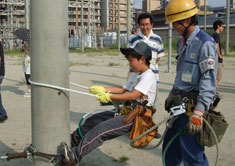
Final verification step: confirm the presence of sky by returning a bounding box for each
[133,0,227,9]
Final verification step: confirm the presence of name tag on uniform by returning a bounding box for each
[182,73,192,83]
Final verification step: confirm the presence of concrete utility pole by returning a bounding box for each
[31,0,70,166]
[225,0,230,55]
[81,0,84,52]
[25,0,30,29]
[168,23,172,73]
[204,0,207,31]
[117,0,120,49]
[127,0,131,42]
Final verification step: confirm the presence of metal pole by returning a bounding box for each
[88,0,91,47]
[204,0,207,31]
[81,0,84,52]
[127,0,131,42]
[149,0,151,13]
[25,0,30,29]
[117,0,120,49]
[225,0,230,55]
[168,23,172,73]
[31,1,70,166]
[9,5,13,50]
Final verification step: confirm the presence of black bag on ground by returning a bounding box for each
[197,110,229,147]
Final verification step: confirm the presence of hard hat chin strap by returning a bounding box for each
[178,19,194,38]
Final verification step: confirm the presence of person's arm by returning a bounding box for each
[110,89,141,101]
[216,43,223,59]
[196,42,217,111]
[105,86,127,94]
[212,33,223,60]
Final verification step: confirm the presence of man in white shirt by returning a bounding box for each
[128,12,165,83]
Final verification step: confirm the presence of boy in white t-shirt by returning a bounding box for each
[63,42,157,166]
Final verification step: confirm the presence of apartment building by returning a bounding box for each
[102,0,133,31]
[68,0,101,37]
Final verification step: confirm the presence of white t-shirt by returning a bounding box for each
[123,69,157,106]
[23,53,30,74]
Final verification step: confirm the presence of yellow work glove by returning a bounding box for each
[96,92,112,103]
[189,109,204,135]
[89,86,106,95]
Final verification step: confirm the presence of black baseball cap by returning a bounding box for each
[120,41,152,59]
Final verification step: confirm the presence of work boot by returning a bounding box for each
[60,142,76,166]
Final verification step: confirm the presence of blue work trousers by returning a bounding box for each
[162,114,208,166]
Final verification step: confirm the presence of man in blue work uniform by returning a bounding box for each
[163,0,218,165]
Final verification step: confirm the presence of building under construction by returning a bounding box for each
[0,0,25,45]
[0,0,134,49]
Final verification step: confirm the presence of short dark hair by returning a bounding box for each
[137,13,153,25]
[213,20,224,31]
[125,50,151,66]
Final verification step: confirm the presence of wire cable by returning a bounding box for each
[29,79,97,97]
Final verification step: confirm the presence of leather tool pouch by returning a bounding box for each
[129,106,157,147]
[123,104,144,124]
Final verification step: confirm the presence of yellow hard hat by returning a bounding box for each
[165,0,199,24]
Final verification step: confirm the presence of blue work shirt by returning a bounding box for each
[172,26,218,111]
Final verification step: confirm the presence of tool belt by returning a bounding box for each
[172,90,229,147]
[124,104,157,147]
[171,89,198,116]
[122,101,154,124]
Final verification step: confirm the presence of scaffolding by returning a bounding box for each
[0,0,25,49]
[0,0,131,49]
[160,0,169,9]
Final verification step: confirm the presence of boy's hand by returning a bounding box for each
[188,109,204,135]
[89,86,106,95]
[96,93,112,103]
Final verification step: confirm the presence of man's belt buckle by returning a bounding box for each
[170,104,186,116]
